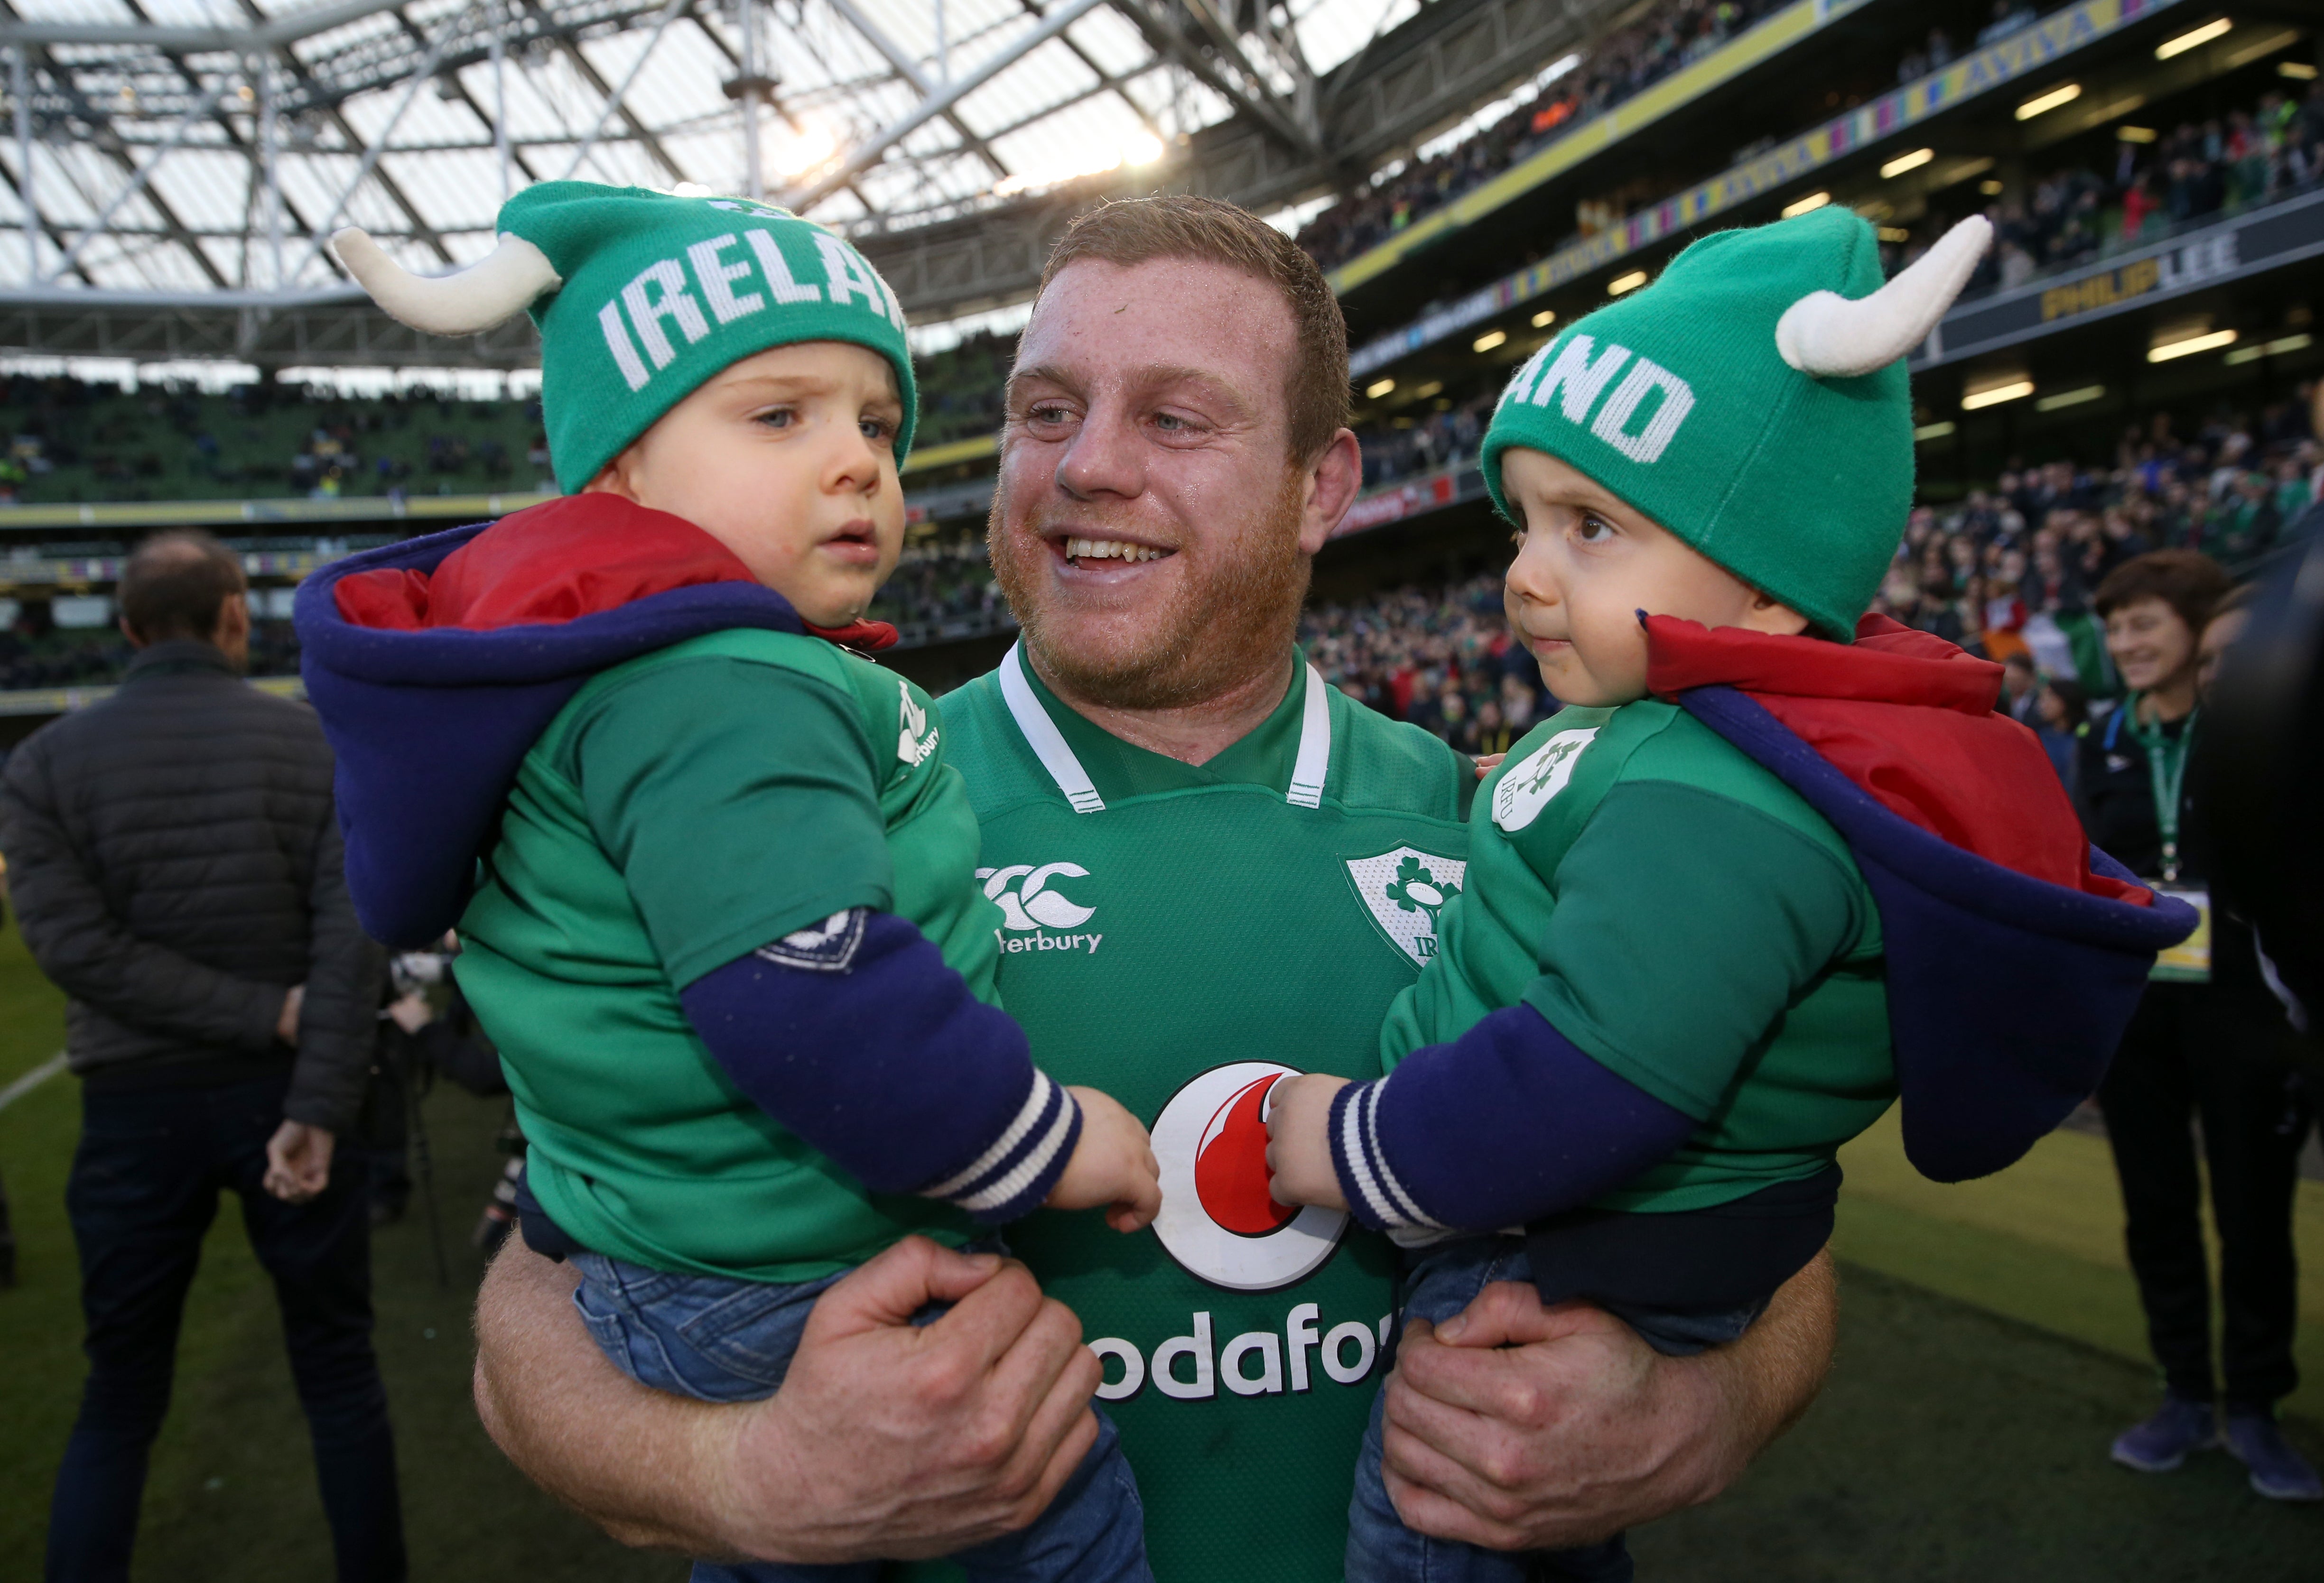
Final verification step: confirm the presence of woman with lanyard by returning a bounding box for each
[2080,551,2320,1501]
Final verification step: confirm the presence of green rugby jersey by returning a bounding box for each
[457,628,998,1281]
[911,644,1472,1583]
[1382,699,1893,1216]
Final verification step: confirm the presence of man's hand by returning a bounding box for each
[1044,1087,1161,1233]
[474,1234,1106,1562]
[262,1120,335,1202]
[1382,1251,1836,1550]
[386,989,434,1035]
[1264,1071,1350,1212]
[275,983,305,1045]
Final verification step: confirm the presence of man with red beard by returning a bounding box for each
[470,196,1837,1575]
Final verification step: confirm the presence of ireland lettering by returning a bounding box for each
[595,216,906,393]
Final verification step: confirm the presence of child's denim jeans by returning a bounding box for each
[1344,1235,1763,1583]
[571,1249,1152,1583]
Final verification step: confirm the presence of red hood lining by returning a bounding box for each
[333,492,898,651]
[1644,613,2147,907]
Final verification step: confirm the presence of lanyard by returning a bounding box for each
[2129,700,2197,882]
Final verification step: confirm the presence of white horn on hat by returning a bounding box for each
[329,228,561,336]
[1774,214,1993,380]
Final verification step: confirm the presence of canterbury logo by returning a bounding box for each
[1498,333,1695,464]
[978,862,1095,932]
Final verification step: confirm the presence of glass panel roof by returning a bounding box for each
[1,0,1425,297]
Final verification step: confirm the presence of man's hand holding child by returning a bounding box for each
[1043,1087,1162,1233]
[1263,1071,1351,1213]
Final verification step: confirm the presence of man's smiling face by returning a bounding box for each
[989,256,1324,710]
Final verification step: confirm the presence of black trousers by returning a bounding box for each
[45,1074,407,1583]
[2097,982,2312,1412]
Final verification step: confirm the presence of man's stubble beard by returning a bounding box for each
[989,469,1313,712]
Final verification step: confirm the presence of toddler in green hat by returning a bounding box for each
[297,182,1160,1582]
[1264,206,2195,1581]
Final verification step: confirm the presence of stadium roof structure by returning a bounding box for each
[0,0,1619,368]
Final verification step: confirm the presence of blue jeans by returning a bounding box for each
[1346,1237,1761,1583]
[47,1076,405,1583]
[571,1250,1151,1583]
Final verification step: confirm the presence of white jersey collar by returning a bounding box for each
[998,643,1332,814]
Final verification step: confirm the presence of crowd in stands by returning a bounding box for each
[1303,388,2322,762]
[1876,393,2319,665]
[1295,0,1793,271]
[1892,79,2324,301]
[866,541,1015,641]
[914,329,1013,450]
[0,375,550,506]
[1357,390,1496,489]
[1303,576,1552,758]
[0,538,1005,693]
[0,617,298,692]
[0,326,1012,511]
[1291,0,2056,275]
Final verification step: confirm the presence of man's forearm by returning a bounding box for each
[472,1233,1106,1566]
[1669,1249,1838,1500]
[473,1240,746,1555]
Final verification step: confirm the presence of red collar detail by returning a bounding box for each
[332,492,897,651]
[1645,613,2002,713]
[1645,611,2144,905]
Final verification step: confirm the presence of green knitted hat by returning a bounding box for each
[1480,206,1989,639]
[333,182,916,493]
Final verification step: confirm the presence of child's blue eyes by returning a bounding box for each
[750,407,895,443]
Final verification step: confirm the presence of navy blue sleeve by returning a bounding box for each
[1327,1004,1696,1235]
[679,909,1082,1224]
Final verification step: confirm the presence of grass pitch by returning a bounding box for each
[1,913,2318,1580]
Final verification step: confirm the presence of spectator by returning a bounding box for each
[2000,650,2040,724]
[2078,553,2320,1502]
[2032,675,2089,799]
[0,531,403,1580]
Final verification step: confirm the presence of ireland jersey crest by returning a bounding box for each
[1344,847,1469,966]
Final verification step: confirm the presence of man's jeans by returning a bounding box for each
[1346,1236,1760,1583]
[572,1249,1151,1583]
[46,1076,406,1583]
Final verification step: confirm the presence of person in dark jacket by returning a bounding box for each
[2080,551,2320,1501]
[0,530,404,1582]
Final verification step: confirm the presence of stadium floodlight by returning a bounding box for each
[1473,329,1507,353]
[2148,328,2238,362]
[2015,83,2082,120]
[2118,125,2159,143]
[1880,148,1934,179]
[1608,270,1647,295]
[1365,378,1395,399]
[1962,379,2034,410]
[1914,421,1956,442]
[1531,309,1556,328]
[2227,334,2316,365]
[2155,19,2231,59]
[1781,191,1831,218]
[2283,62,2319,81]
[2036,385,2105,412]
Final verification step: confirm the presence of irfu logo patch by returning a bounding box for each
[1345,847,1469,966]
[1491,726,1600,833]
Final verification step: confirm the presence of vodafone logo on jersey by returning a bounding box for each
[1150,1061,1348,1293]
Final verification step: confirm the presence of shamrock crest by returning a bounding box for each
[1384,854,1459,927]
